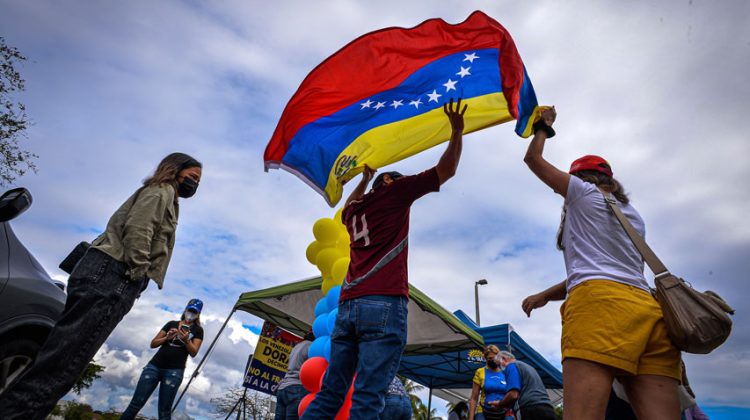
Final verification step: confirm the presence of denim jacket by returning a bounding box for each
[91,183,178,289]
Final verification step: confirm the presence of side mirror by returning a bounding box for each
[0,188,33,222]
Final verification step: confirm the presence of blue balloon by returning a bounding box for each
[314,297,329,317]
[324,339,331,361]
[312,314,329,339]
[326,286,341,310]
[327,307,339,336]
[308,336,329,359]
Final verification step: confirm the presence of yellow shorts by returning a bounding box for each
[561,280,681,380]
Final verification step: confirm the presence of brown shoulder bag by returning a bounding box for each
[599,188,734,354]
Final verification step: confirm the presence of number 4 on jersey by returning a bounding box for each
[351,214,370,246]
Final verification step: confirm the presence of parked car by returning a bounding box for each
[0,188,66,394]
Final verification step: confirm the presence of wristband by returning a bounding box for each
[533,119,556,138]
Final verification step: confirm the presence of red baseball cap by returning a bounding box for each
[569,155,613,177]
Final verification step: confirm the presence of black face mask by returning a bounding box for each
[178,177,199,198]
[486,359,498,369]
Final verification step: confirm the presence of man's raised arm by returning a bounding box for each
[435,98,467,185]
[344,165,376,208]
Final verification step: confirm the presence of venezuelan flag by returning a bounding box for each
[264,11,542,206]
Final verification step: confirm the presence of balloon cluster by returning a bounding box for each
[305,209,351,295]
[298,356,354,419]
[298,209,354,418]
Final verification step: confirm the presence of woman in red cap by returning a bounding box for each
[522,108,681,420]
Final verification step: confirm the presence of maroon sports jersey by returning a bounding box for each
[340,167,440,301]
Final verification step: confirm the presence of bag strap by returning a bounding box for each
[597,187,671,280]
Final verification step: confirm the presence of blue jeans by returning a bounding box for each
[380,394,412,420]
[275,384,308,420]
[0,248,146,420]
[301,295,408,420]
[121,363,184,420]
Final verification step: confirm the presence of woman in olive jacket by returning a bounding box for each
[0,153,202,419]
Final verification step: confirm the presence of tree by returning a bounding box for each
[413,398,440,420]
[71,361,105,395]
[210,387,275,420]
[61,400,93,420]
[398,375,424,417]
[98,408,152,420]
[0,37,37,185]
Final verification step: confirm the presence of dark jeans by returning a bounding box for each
[520,403,556,420]
[0,248,145,420]
[380,393,412,420]
[121,363,184,420]
[275,384,308,420]
[301,295,408,420]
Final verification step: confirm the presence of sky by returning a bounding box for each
[1,0,749,418]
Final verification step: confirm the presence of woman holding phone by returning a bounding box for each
[121,299,205,420]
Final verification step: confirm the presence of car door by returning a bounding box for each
[0,222,11,319]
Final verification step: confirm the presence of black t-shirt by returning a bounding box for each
[149,320,204,369]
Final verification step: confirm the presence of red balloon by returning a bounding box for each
[297,392,316,417]
[300,357,328,393]
[334,396,353,420]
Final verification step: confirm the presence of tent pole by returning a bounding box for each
[427,381,433,418]
[236,386,247,420]
[224,396,242,420]
[173,306,237,412]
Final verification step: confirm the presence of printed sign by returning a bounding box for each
[243,322,302,395]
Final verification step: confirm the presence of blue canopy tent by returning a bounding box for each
[398,310,563,408]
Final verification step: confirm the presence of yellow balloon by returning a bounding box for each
[313,218,340,245]
[305,241,322,265]
[321,277,336,295]
[315,247,343,278]
[331,257,350,284]
[336,238,350,255]
[333,207,344,224]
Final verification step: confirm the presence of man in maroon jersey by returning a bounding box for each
[301,99,467,419]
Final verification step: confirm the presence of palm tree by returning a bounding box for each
[413,398,440,420]
[398,375,424,416]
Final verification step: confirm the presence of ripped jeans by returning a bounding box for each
[121,363,184,420]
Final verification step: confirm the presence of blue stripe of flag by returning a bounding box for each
[515,65,538,136]
[282,48,503,189]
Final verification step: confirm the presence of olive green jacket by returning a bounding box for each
[91,184,179,289]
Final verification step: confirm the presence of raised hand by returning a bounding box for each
[541,106,556,127]
[362,164,376,182]
[443,98,468,133]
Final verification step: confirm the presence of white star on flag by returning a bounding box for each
[360,99,373,109]
[391,100,403,109]
[456,66,471,78]
[409,98,423,108]
[427,90,442,103]
[463,52,479,63]
[443,79,457,92]
[374,101,386,109]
